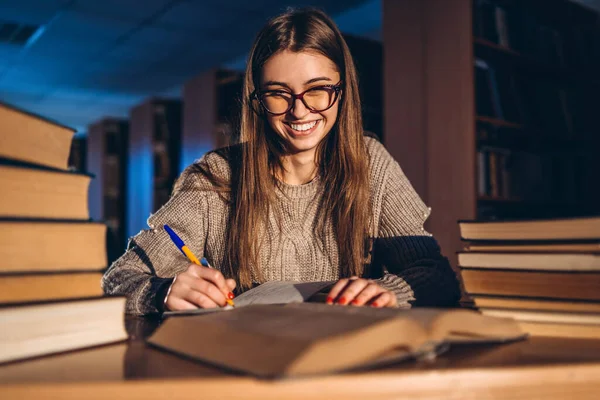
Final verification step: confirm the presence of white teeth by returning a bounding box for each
[290,120,318,131]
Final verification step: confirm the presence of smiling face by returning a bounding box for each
[259,50,341,157]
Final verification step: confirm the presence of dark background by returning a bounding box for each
[1,0,598,265]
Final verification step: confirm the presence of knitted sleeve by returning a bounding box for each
[101,166,210,315]
[371,158,461,309]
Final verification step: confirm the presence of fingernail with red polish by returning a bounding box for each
[371,302,378,307]
[351,300,360,305]
[338,297,347,305]
[228,292,235,300]
[326,297,334,304]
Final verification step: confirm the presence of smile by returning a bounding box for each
[286,119,321,133]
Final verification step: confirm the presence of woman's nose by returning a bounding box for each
[289,97,310,119]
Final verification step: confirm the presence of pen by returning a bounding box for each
[163,224,235,307]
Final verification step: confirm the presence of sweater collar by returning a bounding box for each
[275,175,321,199]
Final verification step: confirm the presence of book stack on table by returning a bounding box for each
[0,102,126,364]
[458,216,600,339]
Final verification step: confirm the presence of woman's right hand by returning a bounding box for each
[163,263,236,311]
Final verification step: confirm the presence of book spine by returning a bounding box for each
[494,6,510,48]
[488,151,498,198]
[487,65,504,120]
[477,150,488,197]
[481,0,499,44]
[500,152,511,199]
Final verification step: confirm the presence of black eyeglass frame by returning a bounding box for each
[251,81,343,116]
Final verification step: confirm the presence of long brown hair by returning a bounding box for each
[194,8,371,289]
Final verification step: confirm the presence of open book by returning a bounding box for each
[163,281,335,316]
[149,303,525,377]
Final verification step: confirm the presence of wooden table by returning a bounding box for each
[1,316,600,399]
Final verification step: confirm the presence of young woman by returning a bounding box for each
[102,8,461,315]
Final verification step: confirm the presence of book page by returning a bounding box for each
[163,281,335,316]
[235,281,335,306]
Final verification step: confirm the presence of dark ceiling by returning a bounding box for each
[0,0,382,132]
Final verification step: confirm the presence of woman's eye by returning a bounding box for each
[306,87,325,94]
[265,91,291,98]
[306,88,331,98]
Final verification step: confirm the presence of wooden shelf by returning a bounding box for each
[476,116,523,129]
[478,196,522,203]
[473,37,520,57]
[473,36,600,88]
[478,196,585,209]
[477,136,592,153]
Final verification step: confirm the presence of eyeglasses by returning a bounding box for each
[252,82,343,116]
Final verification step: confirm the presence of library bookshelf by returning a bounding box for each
[87,118,129,262]
[383,0,599,270]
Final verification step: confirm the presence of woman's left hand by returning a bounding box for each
[326,277,398,308]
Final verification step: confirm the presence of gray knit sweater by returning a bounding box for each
[102,136,460,315]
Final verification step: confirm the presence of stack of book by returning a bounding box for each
[0,102,127,363]
[458,216,600,339]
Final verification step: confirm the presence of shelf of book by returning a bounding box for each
[87,118,129,262]
[383,0,599,272]
[181,69,243,169]
[127,99,182,240]
[474,41,600,90]
[472,0,599,221]
[474,32,600,85]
